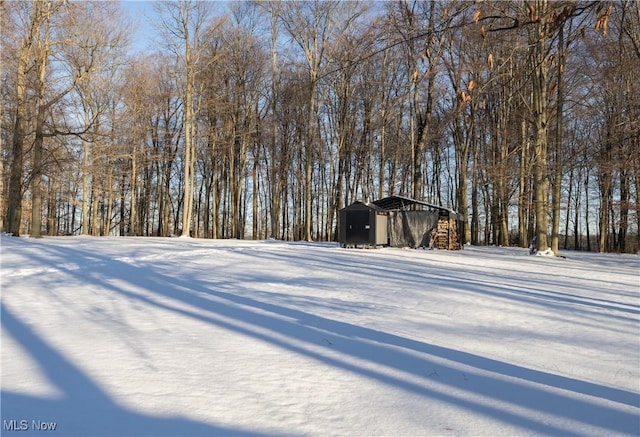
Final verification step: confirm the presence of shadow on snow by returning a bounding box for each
[3,239,639,436]
[1,303,276,437]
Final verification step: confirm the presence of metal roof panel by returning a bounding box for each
[372,195,453,212]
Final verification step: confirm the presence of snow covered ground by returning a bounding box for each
[1,235,639,436]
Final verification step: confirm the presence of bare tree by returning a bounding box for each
[280,0,360,241]
[3,1,127,237]
[156,0,219,237]
[4,0,42,235]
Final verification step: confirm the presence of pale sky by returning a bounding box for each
[121,1,157,53]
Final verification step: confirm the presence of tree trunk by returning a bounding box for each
[460,102,474,245]
[179,2,197,238]
[551,24,565,255]
[304,80,316,241]
[252,156,259,239]
[29,1,56,238]
[532,0,550,253]
[411,0,437,202]
[5,23,32,236]
[564,165,573,250]
[130,141,138,236]
[181,96,194,236]
[269,8,281,240]
[584,168,592,251]
[81,110,91,235]
[470,143,480,245]
[498,134,509,247]
[598,165,612,252]
[518,118,529,247]
[618,164,630,254]
[573,170,582,250]
[46,178,57,236]
[91,168,100,236]
[30,105,47,238]
[106,165,114,236]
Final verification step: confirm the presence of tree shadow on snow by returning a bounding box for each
[7,240,640,436]
[150,278,640,436]
[1,303,278,437]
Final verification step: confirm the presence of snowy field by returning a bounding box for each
[1,235,639,436]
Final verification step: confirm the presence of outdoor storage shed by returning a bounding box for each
[373,196,463,250]
[339,195,463,250]
[339,201,388,247]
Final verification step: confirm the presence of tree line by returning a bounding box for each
[1,0,638,253]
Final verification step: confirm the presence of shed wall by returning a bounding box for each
[388,210,439,248]
[375,213,388,245]
[339,203,386,246]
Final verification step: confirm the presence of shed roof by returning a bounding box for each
[342,200,384,211]
[372,195,453,213]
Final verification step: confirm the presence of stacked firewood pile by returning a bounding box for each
[435,216,462,250]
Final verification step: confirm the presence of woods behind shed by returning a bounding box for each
[339,196,463,250]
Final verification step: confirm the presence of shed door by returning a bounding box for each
[345,210,371,245]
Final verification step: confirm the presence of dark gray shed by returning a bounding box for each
[339,195,463,250]
[339,201,388,247]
